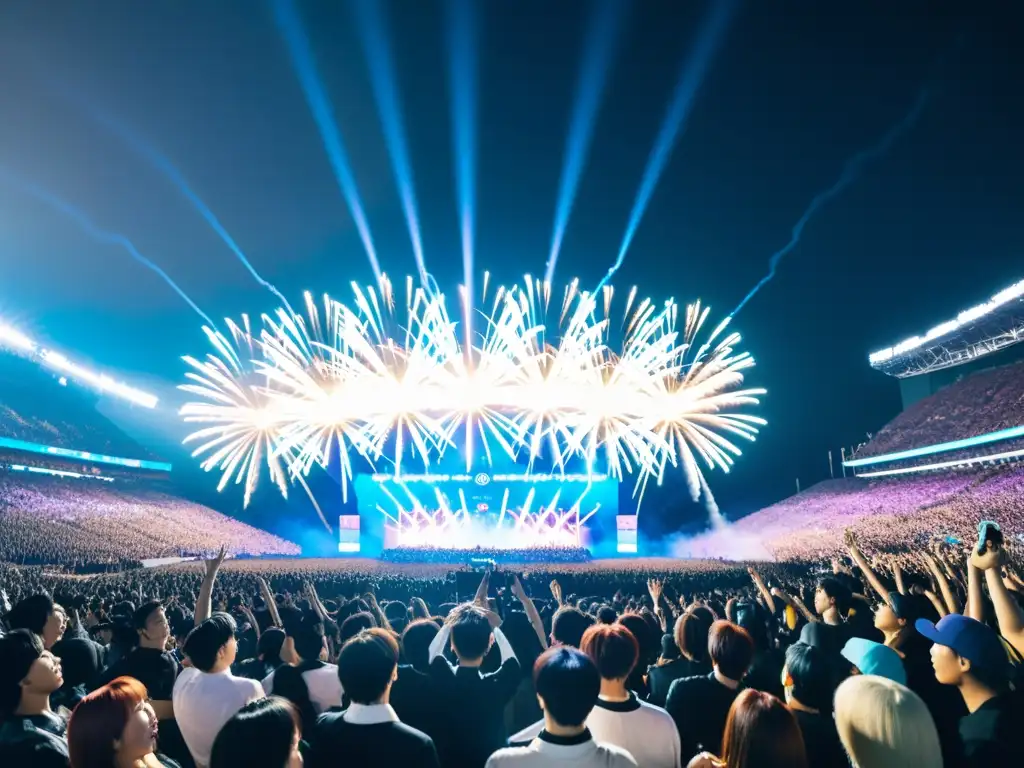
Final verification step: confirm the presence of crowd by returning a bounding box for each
[0,524,1021,767]
[381,547,592,565]
[857,359,1024,459]
[0,355,152,460]
[682,463,1024,561]
[0,470,300,567]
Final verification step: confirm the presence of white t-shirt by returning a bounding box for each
[173,666,265,768]
[487,733,637,768]
[262,663,343,714]
[512,694,681,768]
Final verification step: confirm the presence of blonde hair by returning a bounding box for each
[834,675,942,768]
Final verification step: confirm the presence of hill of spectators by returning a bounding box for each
[681,463,1024,561]
[856,358,1024,458]
[0,469,300,567]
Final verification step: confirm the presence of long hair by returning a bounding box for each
[720,690,808,768]
[834,675,942,768]
[210,697,300,768]
[67,676,149,768]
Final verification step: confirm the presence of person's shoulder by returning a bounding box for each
[666,673,706,697]
[388,720,435,745]
[636,697,675,721]
[598,741,640,767]
[173,665,201,689]
[484,744,535,766]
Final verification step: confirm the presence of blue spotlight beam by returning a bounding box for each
[445,0,477,347]
[596,0,739,292]
[272,0,383,282]
[350,0,428,284]
[729,88,930,318]
[76,105,295,313]
[545,0,626,284]
[0,167,214,326]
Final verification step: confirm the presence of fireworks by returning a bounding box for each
[179,274,766,511]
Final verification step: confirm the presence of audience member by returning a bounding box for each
[209,697,302,768]
[307,628,439,768]
[0,628,69,767]
[67,675,181,767]
[687,689,808,768]
[834,675,942,768]
[487,647,637,767]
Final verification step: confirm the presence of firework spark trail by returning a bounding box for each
[596,0,739,293]
[544,0,626,284]
[729,88,931,318]
[0,167,214,326]
[272,0,383,282]
[350,0,428,284]
[444,0,478,351]
[180,277,766,525]
[80,106,295,312]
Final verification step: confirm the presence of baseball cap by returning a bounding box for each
[915,614,1008,676]
[841,637,907,684]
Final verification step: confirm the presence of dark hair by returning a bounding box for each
[596,605,618,624]
[258,627,287,666]
[449,605,493,661]
[551,607,594,648]
[580,623,639,681]
[183,613,236,672]
[339,611,376,644]
[291,615,326,662]
[5,593,55,635]
[401,619,439,672]
[675,611,713,664]
[534,647,600,727]
[618,614,654,665]
[132,601,163,631]
[721,689,808,768]
[0,629,44,713]
[708,620,754,680]
[210,696,299,768]
[68,677,148,768]
[785,642,837,712]
[816,578,851,617]
[337,628,399,704]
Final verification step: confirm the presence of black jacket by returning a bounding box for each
[306,713,440,768]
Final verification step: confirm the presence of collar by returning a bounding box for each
[538,728,592,746]
[595,692,641,713]
[343,703,400,725]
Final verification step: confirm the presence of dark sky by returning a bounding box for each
[1,1,1022,526]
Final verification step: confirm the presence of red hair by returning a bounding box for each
[68,676,149,768]
[580,623,639,680]
[720,690,808,768]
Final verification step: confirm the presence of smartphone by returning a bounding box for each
[977,521,1003,554]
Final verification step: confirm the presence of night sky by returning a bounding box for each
[1,1,1022,531]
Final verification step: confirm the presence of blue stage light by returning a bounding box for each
[545,0,625,284]
[597,0,739,292]
[350,0,428,284]
[272,0,383,282]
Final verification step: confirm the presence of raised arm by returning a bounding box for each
[258,577,282,628]
[923,551,961,616]
[512,576,548,650]
[975,546,1024,656]
[844,529,890,602]
[771,586,816,624]
[748,567,776,614]
[195,546,227,626]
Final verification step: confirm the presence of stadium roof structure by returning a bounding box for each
[868,278,1024,379]
[0,318,158,408]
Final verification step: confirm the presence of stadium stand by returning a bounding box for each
[1,341,300,568]
[855,358,1024,459]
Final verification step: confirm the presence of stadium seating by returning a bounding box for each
[0,469,300,566]
[856,359,1024,458]
[681,463,1024,561]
